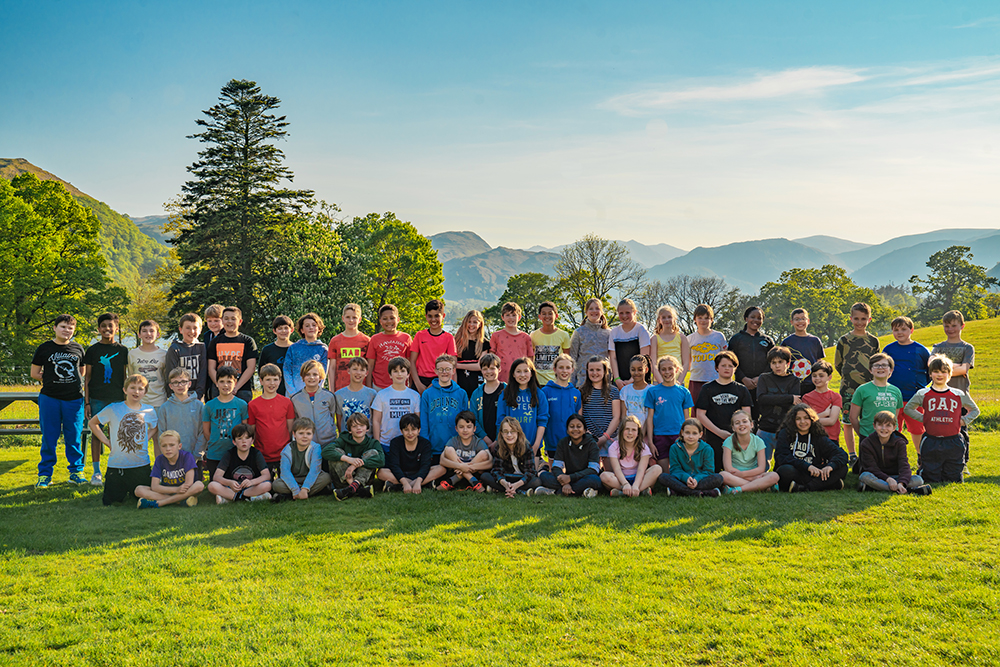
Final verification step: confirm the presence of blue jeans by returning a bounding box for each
[38,394,85,477]
[859,472,925,492]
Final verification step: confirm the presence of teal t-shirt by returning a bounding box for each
[850,382,903,438]
[201,396,249,460]
[722,433,767,472]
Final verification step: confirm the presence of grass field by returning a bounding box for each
[1,432,999,666]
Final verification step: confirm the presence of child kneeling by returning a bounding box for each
[438,410,492,491]
[207,424,272,503]
[536,414,601,497]
[658,418,724,497]
[858,411,931,495]
[135,430,205,508]
[600,415,661,497]
[273,417,332,501]
[324,413,385,500]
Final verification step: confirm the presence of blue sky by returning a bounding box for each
[2,1,999,249]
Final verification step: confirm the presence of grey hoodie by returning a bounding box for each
[156,394,207,456]
[290,388,338,445]
[569,320,611,386]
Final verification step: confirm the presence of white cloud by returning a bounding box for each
[952,16,1000,29]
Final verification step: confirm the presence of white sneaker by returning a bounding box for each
[250,492,271,502]
[582,487,598,498]
[90,472,103,486]
[216,495,228,505]
[185,496,198,507]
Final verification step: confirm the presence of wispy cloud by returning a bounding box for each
[896,61,1000,86]
[953,16,1000,29]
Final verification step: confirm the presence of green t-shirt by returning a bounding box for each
[850,381,903,437]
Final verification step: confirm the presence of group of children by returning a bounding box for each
[29,296,979,505]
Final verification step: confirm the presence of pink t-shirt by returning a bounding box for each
[366,332,412,389]
[326,332,371,392]
[802,390,843,442]
[489,330,534,382]
[412,329,457,377]
[608,440,653,477]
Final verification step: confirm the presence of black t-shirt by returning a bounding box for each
[258,342,291,396]
[82,341,129,403]
[481,383,503,442]
[32,340,86,401]
[207,333,259,379]
[456,340,490,398]
[694,380,754,446]
[218,446,268,482]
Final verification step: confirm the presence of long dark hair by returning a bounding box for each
[780,404,827,441]
[503,357,540,408]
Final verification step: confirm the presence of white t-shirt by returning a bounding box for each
[128,347,167,407]
[371,386,421,446]
[686,331,728,383]
[96,402,158,469]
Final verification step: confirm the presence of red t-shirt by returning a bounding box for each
[412,329,457,377]
[802,390,843,442]
[326,332,371,392]
[489,330,534,382]
[366,332,412,389]
[247,394,295,462]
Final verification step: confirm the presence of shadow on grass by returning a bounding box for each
[0,459,27,477]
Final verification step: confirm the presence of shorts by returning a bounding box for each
[429,453,441,467]
[206,458,221,482]
[652,434,679,460]
[688,381,706,405]
[419,376,437,389]
[103,465,152,505]
[900,411,925,437]
[624,474,637,484]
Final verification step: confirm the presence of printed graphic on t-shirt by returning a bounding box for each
[117,413,148,454]
[212,406,242,440]
[709,392,740,406]
[99,351,122,383]
[388,397,415,420]
[534,345,561,373]
[160,464,188,486]
[231,463,255,483]
[51,353,81,384]
[179,354,201,379]
[215,343,245,369]
[340,397,372,422]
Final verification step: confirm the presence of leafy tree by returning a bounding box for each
[639,275,749,336]
[484,273,569,333]
[873,283,919,312]
[759,265,897,346]
[909,246,998,322]
[555,234,646,326]
[119,264,177,344]
[0,174,127,375]
[169,79,315,340]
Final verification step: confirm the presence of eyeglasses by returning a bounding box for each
[871,364,891,369]
[169,379,191,386]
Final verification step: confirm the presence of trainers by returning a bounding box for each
[836,479,844,490]
[385,482,403,493]
[185,496,199,507]
[771,484,779,492]
[610,488,622,497]
[249,492,271,502]
[724,486,742,495]
[334,486,353,501]
[582,487,598,498]
[640,488,652,496]
[68,473,88,485]
[703,488,722,498]
[437,479,453,491]
[137,498,159,509]
[471,482,485,493]
[787,481,799,493]
[849,453,860,474]
[90,472,103,486]
[962,464,971,477]
[216,495,229,505]
[913,484,933,496]
[35,475,51,489]
[357,486,374,499]
[532,487,555,496]
[664,487,672,496]
[271,493,291,504]
[857,480,867,493]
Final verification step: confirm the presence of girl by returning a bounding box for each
[535,414,601,497]
[496,357,549,461]
[651,306,691,386]
[774,404,849,492]
[644,355,693,470]
[454,310,490,399]
[540,354,582,467]
[619,354,651,435]
[580,356,621,459]
[720,410,779,493]
[607,299,651,389]
[726,306,774,419]
[482,416,539,496]
[658,418,723,497]
[569,298,611,387]
[601,415,661,496]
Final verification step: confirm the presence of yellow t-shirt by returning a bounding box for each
[652,333,682,364]
[530,328,572,385]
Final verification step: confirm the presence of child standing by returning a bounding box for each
[541,356,582,466]
[801,361,843,445]
[471,353,505,449]
[438,410,492,491]
[419,354,470,466]
[83,312,128,485]
[694,350,754,472]
[378,413,444,492]
[454,309,490,398]
[371,357,422,454]
[883,316,930,449]
[155,368,207,462]
[727,306,774,417]
[248,364,296,474]
[857,411,931,495]
[334,357,378,431]
[272,417,331,500]
[720,410,779,494]
[258,316,293,397]
[365,304,412,390]
[780,308,825,394]
[931,310,976,469]
[206,306,258,403]
[600,415,661,496]
[580,356,621,459]
[288,361,338,446]
[201,366,249,482]
[326,303,371,393]
[904,355,979,483]
[834,301,880,467]
[88,374,159,505]
[686,304,728,405]
[618,355,651,432]
[607,299,651,390]
[135,430,204,508]
[30,314,87,488]
[849,352,904,444]
[410,299,457,394]
[530,301,571,386]
[755,346,802,464]
[128,319,166,408]
[496,357,549,461]
[482,416,539,496]
[645,356,694,471]
[774,405,848,492]
[325,413,384,499]
[164,313,208,399]
[207,423,272,503]
[659,419,723,497]
[283,313,328,396]
[651,306,690,386]
[535,413,601,497]
[569,297,611,387]
[490,302,534,383]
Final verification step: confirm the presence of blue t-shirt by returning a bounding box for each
[96,402,158,469]
[883,341,931,401]
[202,396,249,460]
[643,384,693,436]
[151,450,198,487]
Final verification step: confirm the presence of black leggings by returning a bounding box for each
[539,471,601,494]
[480,471,539,493]
[658,472,723,496]
[776,464,847,492]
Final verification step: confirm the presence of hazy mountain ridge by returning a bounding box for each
[442,247,560,302]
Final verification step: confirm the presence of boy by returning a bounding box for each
[377,413,445,492]
[857,411,931,495]
[206,306,258,403]
[135,430,204,508]
[335,357,378,431]
[755,346,801,462]
[248,364,296,474]
[438,410,492,491]
[849,352,903,443]
[207,423,272,503]
[904,355,979,483]
[471,353,506,450]
[155,368,207,463]
[201,304,224,347]
[258,315,293,397]
[164,313,208,399]
[288,360,338,446]
[365,304,412,390]
[83,312,129,485]
[530,301,571,386]
[201,365,249,482]
[694,350,754,472]
[88,374,159,505]
[883,316,930,447]
[834,302,880,465]
[284,312,328,396]
[931,310,976,468]
[419,354,470,468]
[541,354,581,463]
[802,360,843,444]
[327,303,370,392]
[780,308,825,394]
[127,319,167,408]
[30,314,87,488]
[324,413,385,500]
[686,304,728,405]
[410,299,457,393]
[273,417,331,501]
[371,357,421,454]
[489,302,534,383]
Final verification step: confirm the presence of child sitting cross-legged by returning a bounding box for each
[272,417,332,502]
[438,410,492,491]
[658,418,724,497]
[857,411,932,495]
[774,404,848,493]
[378,413,444,493]
[207,424,272,503]
[482,416,540,497]
[720,410,780,494]
[324,413,385,500]
[534,414,601,497]
[135,430,205,508]
[600,415,662,497]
